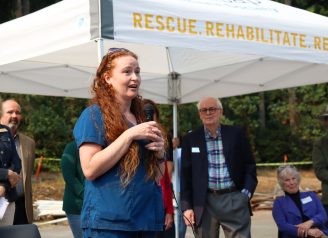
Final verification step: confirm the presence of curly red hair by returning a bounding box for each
[90,49,158,186]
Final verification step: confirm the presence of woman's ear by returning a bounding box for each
[104,74,111,85]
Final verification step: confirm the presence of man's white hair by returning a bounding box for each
[197,97,223,110]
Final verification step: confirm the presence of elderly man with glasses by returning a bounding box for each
[313,106,328,218]
[180,96,257,238]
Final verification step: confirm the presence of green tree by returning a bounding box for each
[27,104,69,157]
[0,93,87,157]
[0,0,62,24]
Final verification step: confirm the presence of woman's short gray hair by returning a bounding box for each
[276,164,301,187]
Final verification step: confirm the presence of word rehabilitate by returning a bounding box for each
[133,12,328,51]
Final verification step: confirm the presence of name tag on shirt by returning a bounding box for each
[0,128,8,133]
[192,147,200,153]
[301,196,312,204]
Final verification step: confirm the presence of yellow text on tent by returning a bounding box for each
[132,12,328,52]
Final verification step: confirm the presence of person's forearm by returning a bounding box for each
[80,130,133,180]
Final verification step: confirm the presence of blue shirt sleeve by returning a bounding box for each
[307,192,328,227]
[272,197,298,237]
[73,105,107,148]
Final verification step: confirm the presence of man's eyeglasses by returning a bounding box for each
[199,107,221,114]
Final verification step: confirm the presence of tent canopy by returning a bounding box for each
[0,0,328,104]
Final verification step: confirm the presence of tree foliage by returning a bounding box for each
[0,93,87,157]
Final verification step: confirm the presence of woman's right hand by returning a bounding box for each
[128,121,162,142]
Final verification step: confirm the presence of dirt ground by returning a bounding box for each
[32,168,322,201]
[255,168,321,194]
[32,172,65,201]
[33,169,321,237]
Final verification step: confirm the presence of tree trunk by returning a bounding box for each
[14,0,30,18]
[14,0,23,17]
[22,0,30,15]
[284,0,298,130]
[288,88,298,129]
[259,92,266,128]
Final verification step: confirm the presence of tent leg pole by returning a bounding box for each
[173,102,180,238]
[97,38,105,63]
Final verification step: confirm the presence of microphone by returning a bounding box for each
[144,104,154,121]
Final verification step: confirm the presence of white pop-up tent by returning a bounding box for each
[1,1,328,235]
[1,0,328,104]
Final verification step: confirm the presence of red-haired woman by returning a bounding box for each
[74,48,165,238]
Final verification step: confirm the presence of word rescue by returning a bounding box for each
[133,13,328,51]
